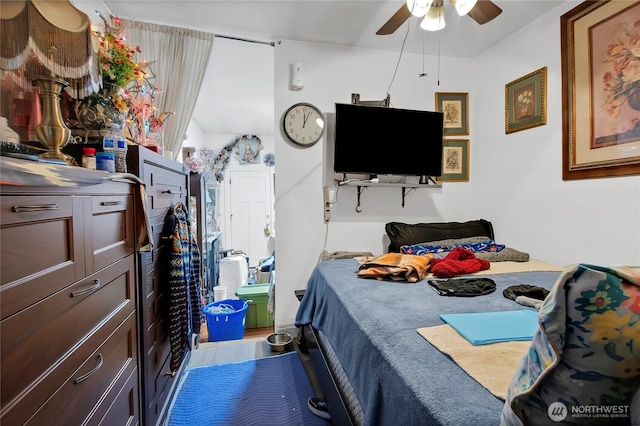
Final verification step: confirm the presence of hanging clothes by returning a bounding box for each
[161,201,202,373]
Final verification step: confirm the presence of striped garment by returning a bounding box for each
[162,202,203,373]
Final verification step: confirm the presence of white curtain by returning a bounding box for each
[121,19,214,158]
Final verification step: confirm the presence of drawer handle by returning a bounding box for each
[70,280,101,298]
[12,204,59,212]
[162,190,184,195]
[100,201,124,206]
[74,353,103,384]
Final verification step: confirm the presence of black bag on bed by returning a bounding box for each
[427,278,496,297]
[385,219,495,253]
[503,284,550,301]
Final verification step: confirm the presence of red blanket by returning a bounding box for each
[430,247,490,278]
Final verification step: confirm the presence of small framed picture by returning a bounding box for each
[435,92,469,136]
[505,67,547,134]
[440,139,469,182]
[234,134,263,165]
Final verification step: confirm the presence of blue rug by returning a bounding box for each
[167,351,328,425]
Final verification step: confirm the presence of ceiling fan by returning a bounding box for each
[377,0,502,34]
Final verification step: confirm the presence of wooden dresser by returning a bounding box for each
[127,146,191,426]
[1,179,139,425]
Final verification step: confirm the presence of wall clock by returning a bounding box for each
[282,103,325,147]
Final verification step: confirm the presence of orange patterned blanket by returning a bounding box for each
[357,253,435,283]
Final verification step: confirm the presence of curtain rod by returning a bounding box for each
[215,34,275,47]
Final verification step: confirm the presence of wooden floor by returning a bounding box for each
[199,320,273,343]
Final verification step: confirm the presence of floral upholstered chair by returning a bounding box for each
[501,264,640,425]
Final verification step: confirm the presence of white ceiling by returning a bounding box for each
[91,0,565,135]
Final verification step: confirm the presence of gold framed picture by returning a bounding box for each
[440,139,469,182]
[435,92,469,136]
[561,0,640,180]
[505,67,547,134]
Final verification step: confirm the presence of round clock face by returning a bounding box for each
[283,103,325,147]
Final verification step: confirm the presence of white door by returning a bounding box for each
[229,170,272,267]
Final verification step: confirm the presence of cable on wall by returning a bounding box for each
[419,30,427,78]
[437,29,441,85]
[385,14,412,98]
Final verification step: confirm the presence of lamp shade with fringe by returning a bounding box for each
[0,0,99,100]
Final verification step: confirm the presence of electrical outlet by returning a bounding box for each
[323,186,331,222]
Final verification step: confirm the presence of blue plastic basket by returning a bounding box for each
[204,299,251,342]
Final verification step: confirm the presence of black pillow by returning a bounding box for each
[385,219,495,253]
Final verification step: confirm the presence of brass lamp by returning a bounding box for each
[0,0,99,162]
[33,74,73,161]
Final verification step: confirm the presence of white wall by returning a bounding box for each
[273,3,640,331]
[453,1,639,267]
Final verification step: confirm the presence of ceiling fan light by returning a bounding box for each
[450,0,478,16]
[406,0,432,17]
[420,6,446,31]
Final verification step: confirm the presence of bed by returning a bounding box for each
[294,220,640,425]
[295,219,562,425]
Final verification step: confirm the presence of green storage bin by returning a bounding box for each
[235,284,273,328]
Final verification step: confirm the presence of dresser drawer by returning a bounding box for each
[91,367,140,426]
[145,345,175,426]
[21,313,138,426]
[86,194,135,273]
[143,163,188,219]
[0,195,83,319]
[1,255,136,415]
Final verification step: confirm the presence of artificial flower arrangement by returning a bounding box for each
[183,154,204,174]
[185,140,236,182]
[98,17,142,89]
[201,142,235,182]
[82,13,173,146]
[183,135,266,181]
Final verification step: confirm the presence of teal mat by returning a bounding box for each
[168,351,327,425]
[440,309,539,345]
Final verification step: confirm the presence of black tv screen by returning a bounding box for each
[333,103,444,177]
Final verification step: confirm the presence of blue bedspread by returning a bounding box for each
[295,259,562,426]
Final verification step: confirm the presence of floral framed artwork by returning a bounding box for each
[435,92,469,135]
[505,67,547,134]
[561,0,640,180]
[439,139,469,182]
[234,134,263,165]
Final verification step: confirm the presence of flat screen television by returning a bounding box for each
[333,103,444,178]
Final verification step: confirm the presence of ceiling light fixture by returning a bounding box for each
[420,4,446,31]
[450,0,478,16]
[406,0,432,17]
[406,0,478,31]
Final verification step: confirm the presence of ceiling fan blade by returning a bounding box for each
[467,0,502,25]
[376,4,412,35]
